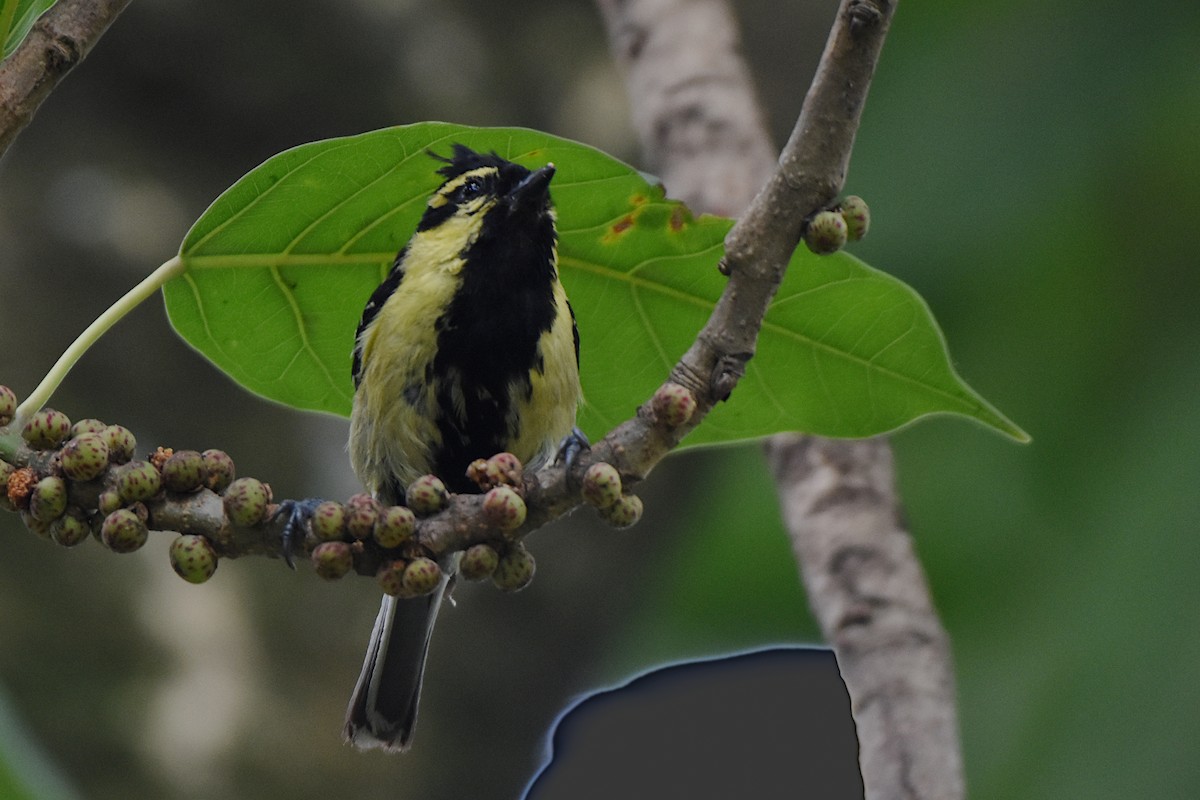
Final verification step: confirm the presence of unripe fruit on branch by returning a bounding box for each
[115,461,162,504]
[102,508,148,553]
[600,493,644,529]
[493,543,536,592]
[839,195,870,241]
[345,493,382,540]
[310,501,347,542]
[377,560,410,597]
[0,461,14,512]
[468,452,524,490]
[22,409,71,449]
[161,450,207,493]
[402,557,442,596]
[201,449,235,492]
[651,383,697,428]
[0,386,16,426]
[406,475,449,516]
[96,488,122,516]
[21,511,51,540]
[50,508,90,547]
[581,462,622,509]
[374,505,416,549]
[460,543,500,581]
[61,433,110,481]
[223,477,269,527]
[804,210,848,255]
[169,534,219,583]
[311,541,354,580]
[70,418,107,437]
[103,425,137,464]
[483,485,526,531]
[29,475,68,522]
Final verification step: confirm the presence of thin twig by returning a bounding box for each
[597,1,966,798]
[0,0,133,159]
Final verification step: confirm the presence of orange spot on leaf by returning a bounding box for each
[603,214,636,244]
[669,206,688,233]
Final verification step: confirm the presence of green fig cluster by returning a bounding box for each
[803,196,871,255]
[375,555,444,598]
[0,406,243,590]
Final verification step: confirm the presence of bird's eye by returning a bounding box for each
[458,179,482,200]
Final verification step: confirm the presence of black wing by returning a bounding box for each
[352,246,409,388]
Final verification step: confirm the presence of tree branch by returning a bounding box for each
[597,1,966,798]
[0,0,132,159]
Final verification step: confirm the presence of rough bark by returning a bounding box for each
[0,0,132,159]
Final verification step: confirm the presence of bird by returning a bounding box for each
[343,143,582,751]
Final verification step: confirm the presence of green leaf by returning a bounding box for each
[165,122,1026,443]
[0,0,55,61]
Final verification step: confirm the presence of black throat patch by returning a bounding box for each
[429,198,558,491]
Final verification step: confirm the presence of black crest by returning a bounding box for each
[428,144,518,181]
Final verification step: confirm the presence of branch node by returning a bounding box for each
[847,0,885,36]
[711,352,750,402]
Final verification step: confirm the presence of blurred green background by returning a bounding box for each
[1,0,1196,798]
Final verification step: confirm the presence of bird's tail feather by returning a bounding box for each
[343,575,449,751]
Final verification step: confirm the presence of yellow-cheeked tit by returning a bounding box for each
[343,145,582,751]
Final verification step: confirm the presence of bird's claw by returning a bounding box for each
[271,497,325,570]
[555,426,590,470]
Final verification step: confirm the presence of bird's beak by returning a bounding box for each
[509,163,556,207]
